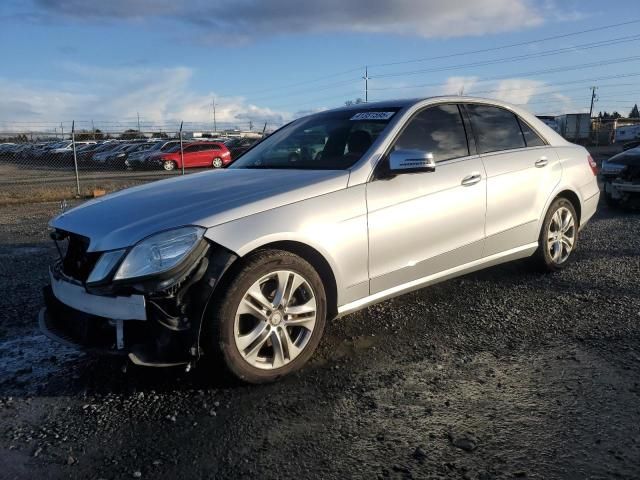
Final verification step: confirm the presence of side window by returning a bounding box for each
[185,145,199,152]
[518,118,546,147]
[466,104,526,154]
[393,104,469,162]
[209,144,221,150]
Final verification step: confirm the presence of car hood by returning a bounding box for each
[50,169,349,252]
[607,147,640,166]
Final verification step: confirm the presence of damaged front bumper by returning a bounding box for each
[39,241,237,367]
[610,181,640,194]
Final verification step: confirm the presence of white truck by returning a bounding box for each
[554,113,591,143]
[614,124,640,143]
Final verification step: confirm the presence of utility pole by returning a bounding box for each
[179,121,185,176]
[212,98,217,134]
[589,86,598,118]
[362,66,369,103]
[60,122,64,140]
[91,119,96,140]
[71,120,80,197]
[137,112,141,137]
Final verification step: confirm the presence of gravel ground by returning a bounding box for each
[1,195,639,480]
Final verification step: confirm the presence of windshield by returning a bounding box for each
[230,108,399,170]
[165,144,184,153]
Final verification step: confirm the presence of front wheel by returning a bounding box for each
[212,157,223,168]
[533,197,578,272]
[206,250,326,383]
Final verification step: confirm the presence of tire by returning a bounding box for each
[163,160,176,171]
[533,197,578,272]
[212,157,223,168]
[205,249,327,384]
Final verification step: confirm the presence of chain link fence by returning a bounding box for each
[0,121,265,205]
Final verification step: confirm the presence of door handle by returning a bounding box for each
[461,173,482,186]
[535,156,548,168]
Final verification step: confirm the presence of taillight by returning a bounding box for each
[587,154,598,176]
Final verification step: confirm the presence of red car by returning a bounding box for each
[154,142,232,171]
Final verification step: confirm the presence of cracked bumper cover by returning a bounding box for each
[39,244,238,366]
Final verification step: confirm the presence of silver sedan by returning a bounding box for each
[41,96,600,383]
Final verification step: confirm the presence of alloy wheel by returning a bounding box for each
[163,160,175,171]
[234,270,317,370]
[212,157,223,168]
[547,206,576,264]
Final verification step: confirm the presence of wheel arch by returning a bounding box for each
[245,240,339,320]
[554,189,582,224]
[538,186,583,235]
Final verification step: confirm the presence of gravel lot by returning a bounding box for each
[1,192,639,479]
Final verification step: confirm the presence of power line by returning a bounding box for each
[220,66,364,98]
[247,77,361,103]
[369,34,640,79]
[467,74,640,97]
[368,18,640,68]
[369,56,640,93]
[235,20,640,105]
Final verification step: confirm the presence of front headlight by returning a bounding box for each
[87,249,126,284]
[113,226,205,281]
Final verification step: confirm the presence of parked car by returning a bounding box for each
[48,141,96,166]
[107,142,158,169]
[223,137,259,160]
[92,143,131,167]
[40,97,599,384]
[259,133,326,164]
[153,142,231,170]
[600,146,640,208]
[125,140,180,169]
[623,139,640,151]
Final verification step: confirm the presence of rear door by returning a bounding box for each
[464,103,562,256]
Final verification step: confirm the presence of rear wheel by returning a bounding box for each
[206,250,326,383]
[212,157,223,168]
[533,197,578,272]
[163,160,176,171]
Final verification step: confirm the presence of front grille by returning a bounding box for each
[59,232,100,282]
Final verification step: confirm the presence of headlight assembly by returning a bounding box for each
[113,226,205,281]
[87,249,126,284]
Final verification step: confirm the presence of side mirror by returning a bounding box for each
[389,149,436,174]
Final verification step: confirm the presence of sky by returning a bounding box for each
[1,0,640,133]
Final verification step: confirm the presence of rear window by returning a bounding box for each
[518,119,546,147]
[466,104,526,154]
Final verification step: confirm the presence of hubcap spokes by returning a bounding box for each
[234,270,316,370]
[547,207,575,264]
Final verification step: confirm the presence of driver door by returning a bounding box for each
[366,103,487,294]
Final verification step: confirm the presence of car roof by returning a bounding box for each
[326,95,534,113]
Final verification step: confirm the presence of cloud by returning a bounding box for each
[33,0,546,42]
[0,64,292,132]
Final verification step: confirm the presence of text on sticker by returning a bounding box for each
[350,112,395,121]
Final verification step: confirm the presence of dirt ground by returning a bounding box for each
[0,195,639,479]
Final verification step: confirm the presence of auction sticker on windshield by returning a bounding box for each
[350,112,395,121]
